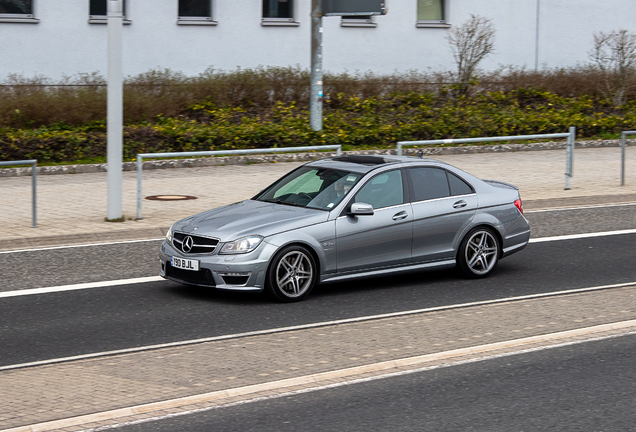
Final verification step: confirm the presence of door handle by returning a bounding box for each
[453,200,467,209]
[392,211,408,221]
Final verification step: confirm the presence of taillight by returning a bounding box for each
[514,198,524,214]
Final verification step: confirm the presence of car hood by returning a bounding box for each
[174,200,329,241]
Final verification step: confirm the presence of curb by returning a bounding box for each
[1,139,634,178]
[4,319,636,432]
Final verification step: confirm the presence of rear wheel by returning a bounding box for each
[266,245,317,302]
[458,227,499,278]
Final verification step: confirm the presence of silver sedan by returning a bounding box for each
[159,155,530,302]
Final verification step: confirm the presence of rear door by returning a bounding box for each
[335,169,413,273]
[407,167,477,263]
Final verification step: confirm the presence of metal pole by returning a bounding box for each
[107,0,123,220]
[310,0,323,131]
[137,155,143,219]
[565,126,575,190]
[31,160,37,227]
[621,131,626,186]
[534,0,540,71]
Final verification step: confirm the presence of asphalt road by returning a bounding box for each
[1,235,635,367]
[116,333,636,432]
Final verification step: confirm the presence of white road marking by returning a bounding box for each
[0,238,164,255]
[529,228,636,243]
[0,276,164,299]
[1,280,634,372]
[526,202,636,213]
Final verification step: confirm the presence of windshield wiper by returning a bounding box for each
[261,199,304,207]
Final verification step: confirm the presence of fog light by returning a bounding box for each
[218,272,251,285]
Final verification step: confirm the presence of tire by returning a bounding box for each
[457,227,500,278]
[266,245,318,302]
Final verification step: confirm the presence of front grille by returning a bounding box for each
[173,232,220,254]
[166,265,216,286]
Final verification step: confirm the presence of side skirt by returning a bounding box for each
[320,259,456,284]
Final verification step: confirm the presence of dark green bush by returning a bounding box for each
[3,88,636,163]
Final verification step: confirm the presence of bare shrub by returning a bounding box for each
[446,14,496,95]
[588,29,636,107]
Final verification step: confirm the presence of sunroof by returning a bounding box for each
[331,155,395,165]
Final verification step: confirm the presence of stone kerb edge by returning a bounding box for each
[1,139,633,178]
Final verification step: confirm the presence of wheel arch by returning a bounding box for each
[456,222,504,260]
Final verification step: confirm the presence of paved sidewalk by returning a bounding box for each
[1,285,635,431]
[1,146,635,251]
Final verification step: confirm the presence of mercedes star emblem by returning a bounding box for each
[182,236,194,253]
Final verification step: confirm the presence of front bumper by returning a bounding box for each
[159,240,277,292]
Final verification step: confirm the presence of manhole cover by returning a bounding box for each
[145,195,198,201]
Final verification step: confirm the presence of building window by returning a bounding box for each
[89,0,131,24]
[341,15,376,28]
[262,0,298,26]
[178,0,216,25]
[0,0,38,23]
[416,0,450,28]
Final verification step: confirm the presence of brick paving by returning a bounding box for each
[1,147,635,250]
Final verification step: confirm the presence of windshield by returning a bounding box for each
[254,167,362,211]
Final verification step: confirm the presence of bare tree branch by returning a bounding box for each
[588,29,636,107]
[446,14,496,95]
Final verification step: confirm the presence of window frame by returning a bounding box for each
[0,0,38,23]
[178,0,216,26]
[261,0,299,27]
[416,0,450,29]
[88,0,132,24]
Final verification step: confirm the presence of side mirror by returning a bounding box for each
[349,202,374,216]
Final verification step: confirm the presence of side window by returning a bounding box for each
[355,170,404,209]
[178,0,216,25]
[408,167,450,201]
[448,171,473,196]
[0,0,38,23]
[262,0,298,26]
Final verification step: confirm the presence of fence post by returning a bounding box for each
[565,126,576,190]
[621,131,626,187]
[32,160,37,227]
[137,155,143,220]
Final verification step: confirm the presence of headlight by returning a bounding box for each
[165,223,175,243]
[220,235,264,254]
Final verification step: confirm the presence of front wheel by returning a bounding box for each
[457,227,500,278]
[266,245,317,302]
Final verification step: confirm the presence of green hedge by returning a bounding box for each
[2,88,636,163]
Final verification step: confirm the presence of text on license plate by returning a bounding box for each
[171,257,200,271]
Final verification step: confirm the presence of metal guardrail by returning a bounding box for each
[136,145,342,220]
[0,159,37,227]
[397,128,577,190]
[621,131,635,186]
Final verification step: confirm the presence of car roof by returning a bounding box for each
[306,155,447,174]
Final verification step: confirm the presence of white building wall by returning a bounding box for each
[1,0,636,79]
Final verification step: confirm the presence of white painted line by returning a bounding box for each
[7,321,636,432]
[526,202,636,213]
[0,277,164,299]
[529,228,636,243]
[0,238,164,255]
[1,280,635,372]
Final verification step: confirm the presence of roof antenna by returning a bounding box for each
[418,150,424,159]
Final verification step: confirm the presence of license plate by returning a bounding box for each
[171,257,199,271]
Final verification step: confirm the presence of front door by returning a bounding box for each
[335,169,413,273]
